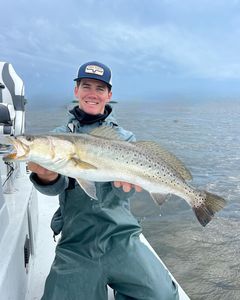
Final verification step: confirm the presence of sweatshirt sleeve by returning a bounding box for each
[114,126,136,142]
[30,173,69,196]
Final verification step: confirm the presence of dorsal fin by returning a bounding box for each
[90,126,120,140]
[134,141,192,181]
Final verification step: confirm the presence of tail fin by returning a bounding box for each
[193,191,227,227]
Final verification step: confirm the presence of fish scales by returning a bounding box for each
[66,135,216,209]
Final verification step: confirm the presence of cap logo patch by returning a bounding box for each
[85,65,104,76]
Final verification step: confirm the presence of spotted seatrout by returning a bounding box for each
[3,127,226,226]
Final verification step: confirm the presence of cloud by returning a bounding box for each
[1,0,240,104]
[72,20,240,79]
[2,0,240,80]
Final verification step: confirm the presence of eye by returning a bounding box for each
[82,84,90,89]
[97,86,105,92]
[25,136,34,142]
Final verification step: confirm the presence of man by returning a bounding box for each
[29,61,179,300]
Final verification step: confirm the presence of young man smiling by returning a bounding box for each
[75,78,112,115]
[29,61,179,300]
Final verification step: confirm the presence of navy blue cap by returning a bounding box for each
[74,61,112,88]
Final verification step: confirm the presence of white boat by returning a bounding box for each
[0,62,190,300]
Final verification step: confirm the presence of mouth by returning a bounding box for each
[85,100,99,105]
[3,152,18,160]
[2,144,18,161]
[2,137,30,161]
[0,141,17,161]
[0,144,14,154]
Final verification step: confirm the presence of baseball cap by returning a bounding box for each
[74,61,112,88]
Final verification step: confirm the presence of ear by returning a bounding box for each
[106,91,112,103]
[74,85,79,97]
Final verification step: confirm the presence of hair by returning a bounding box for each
[76,80,112,92]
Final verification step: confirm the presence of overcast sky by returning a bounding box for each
[1,0,240,107]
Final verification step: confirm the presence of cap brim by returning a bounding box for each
[73,76,112,88]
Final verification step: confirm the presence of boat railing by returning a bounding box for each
[0,62,37,300]
[0,61,27,193]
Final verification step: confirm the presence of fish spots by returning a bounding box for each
[194,198,204,208]
[195,195,205,208]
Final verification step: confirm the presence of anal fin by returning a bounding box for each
[150,193,170,206]
[76,178,98,200]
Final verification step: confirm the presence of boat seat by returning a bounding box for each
[0,103,15,135]
[0,62,26,137]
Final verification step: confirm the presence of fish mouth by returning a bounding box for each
[2,137,30,161]
[0,144,14,154]
[3,152,18,160]
[0,140,17,161]
[2,146,19,161]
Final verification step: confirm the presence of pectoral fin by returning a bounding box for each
[150,193,170,206]
[76,178,98,200]
[70,157,97,170]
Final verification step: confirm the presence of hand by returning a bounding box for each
[28,162,59,184]
[113,181,142,193]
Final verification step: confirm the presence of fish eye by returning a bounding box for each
[25,136,33,142]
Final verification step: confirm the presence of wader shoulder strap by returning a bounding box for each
[67,119,79,133]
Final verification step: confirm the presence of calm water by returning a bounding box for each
[26,100,240,300]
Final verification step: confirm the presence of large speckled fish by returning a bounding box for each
[2,127,226,226]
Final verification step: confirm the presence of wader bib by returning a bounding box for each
[41,182,178,300]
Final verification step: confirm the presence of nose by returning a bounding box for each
[86,89,98,99]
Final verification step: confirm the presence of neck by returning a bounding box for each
[69,105,112,125]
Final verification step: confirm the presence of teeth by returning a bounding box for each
[86,101,98,105]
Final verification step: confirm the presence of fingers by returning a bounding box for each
[113,181,142,193]
[27,162,58,182]
[27,162,48,174]
[27,162,39,172]
[122,182,132,193]
[28,162,53,174]
[113,181,122,188]
[134,184,142,192]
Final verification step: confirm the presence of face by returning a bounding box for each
[74,78,112,115]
